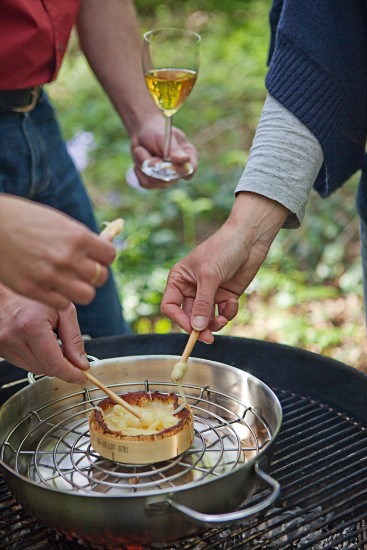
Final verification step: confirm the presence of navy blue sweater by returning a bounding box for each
[265,0,367,221]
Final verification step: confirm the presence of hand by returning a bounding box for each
[130,114,198,189]
[77,1,198,189]
[0,285,89,384]
[0,195,116,310]
[161,192,289,343]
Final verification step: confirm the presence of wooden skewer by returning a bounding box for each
[181,329,200,363]
[79,218,140,417]
[84,370,142,420]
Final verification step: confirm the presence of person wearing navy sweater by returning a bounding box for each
[161,0,367,342]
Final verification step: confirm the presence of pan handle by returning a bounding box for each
[167,462,280,526]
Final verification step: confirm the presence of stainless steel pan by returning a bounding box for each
[0,355,282,547]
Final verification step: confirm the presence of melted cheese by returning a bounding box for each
[98,400,180,436]
[171,361,188,413]
[171,360,187,383]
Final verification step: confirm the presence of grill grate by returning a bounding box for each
[1,381,272,494]
[1,388,366,549]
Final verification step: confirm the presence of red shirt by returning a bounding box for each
[0,0,80,90]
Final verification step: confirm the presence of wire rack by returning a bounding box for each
[1,388,366,550]
[1,381,273,495]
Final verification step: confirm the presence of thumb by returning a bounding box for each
[57,304,90,371]
[191,289,215,332]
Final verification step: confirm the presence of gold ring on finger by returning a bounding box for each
[90,261,102,285]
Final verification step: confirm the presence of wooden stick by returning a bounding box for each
[181,330,200,363]
[84,219,136,416]
[84,370,141,419]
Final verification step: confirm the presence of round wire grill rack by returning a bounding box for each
[1,381,273,496]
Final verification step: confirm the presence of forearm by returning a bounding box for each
[236,94,324,228]
[227,191,289,252]
[77,0,160,134]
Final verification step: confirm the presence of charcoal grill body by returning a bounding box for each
[83,334,366,421]
[0,334,366,549]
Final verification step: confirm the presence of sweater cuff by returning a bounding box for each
[235,94,324,229]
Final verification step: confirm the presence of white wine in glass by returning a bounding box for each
[142,28,201,182]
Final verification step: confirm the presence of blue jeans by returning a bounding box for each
[0,92,130,337]
[360,215,367,324]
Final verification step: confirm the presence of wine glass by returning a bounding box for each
[141,28,201,182]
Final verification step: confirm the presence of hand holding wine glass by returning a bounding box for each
[141,28,201,182]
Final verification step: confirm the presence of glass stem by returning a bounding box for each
[163,115,172,162]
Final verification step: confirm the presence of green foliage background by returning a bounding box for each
[48,0,364,366]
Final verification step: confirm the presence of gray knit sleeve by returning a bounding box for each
[235,94,324,228]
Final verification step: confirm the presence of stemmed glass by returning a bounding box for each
[141,28,201,182]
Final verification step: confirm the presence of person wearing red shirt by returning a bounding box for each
[0,0,198,383]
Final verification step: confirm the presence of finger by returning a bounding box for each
[191,293,216,332]
[41,343,87,384]
[54,255,109,289]
[50,279,97,306]
[217,299,239,322]
[25,269,98,307]
[206,315,228,333]
[131,147,173,189]
[42,257,108,299]
[161,287,215,344]
[181,296,195,317]
[168,145,197,182]
[132,143,153,166]
[86,234,116,265]
[183,298,219,322]
[11,324,86,384]
[190,297,237,334]
[132,142,192,188]
[161,301,193,334]
[196,327,215,344]
[57,305,90,375]
[183,298,218,342]
[170,129,198,171]
[82,259,109,288]
[160,302,214,343]
[168,140,190,164]
[16,281,72,311]
[160,282,191,329]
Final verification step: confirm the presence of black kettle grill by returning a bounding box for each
[0,334,366,549]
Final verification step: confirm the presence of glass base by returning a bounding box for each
[141,159,193,182]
